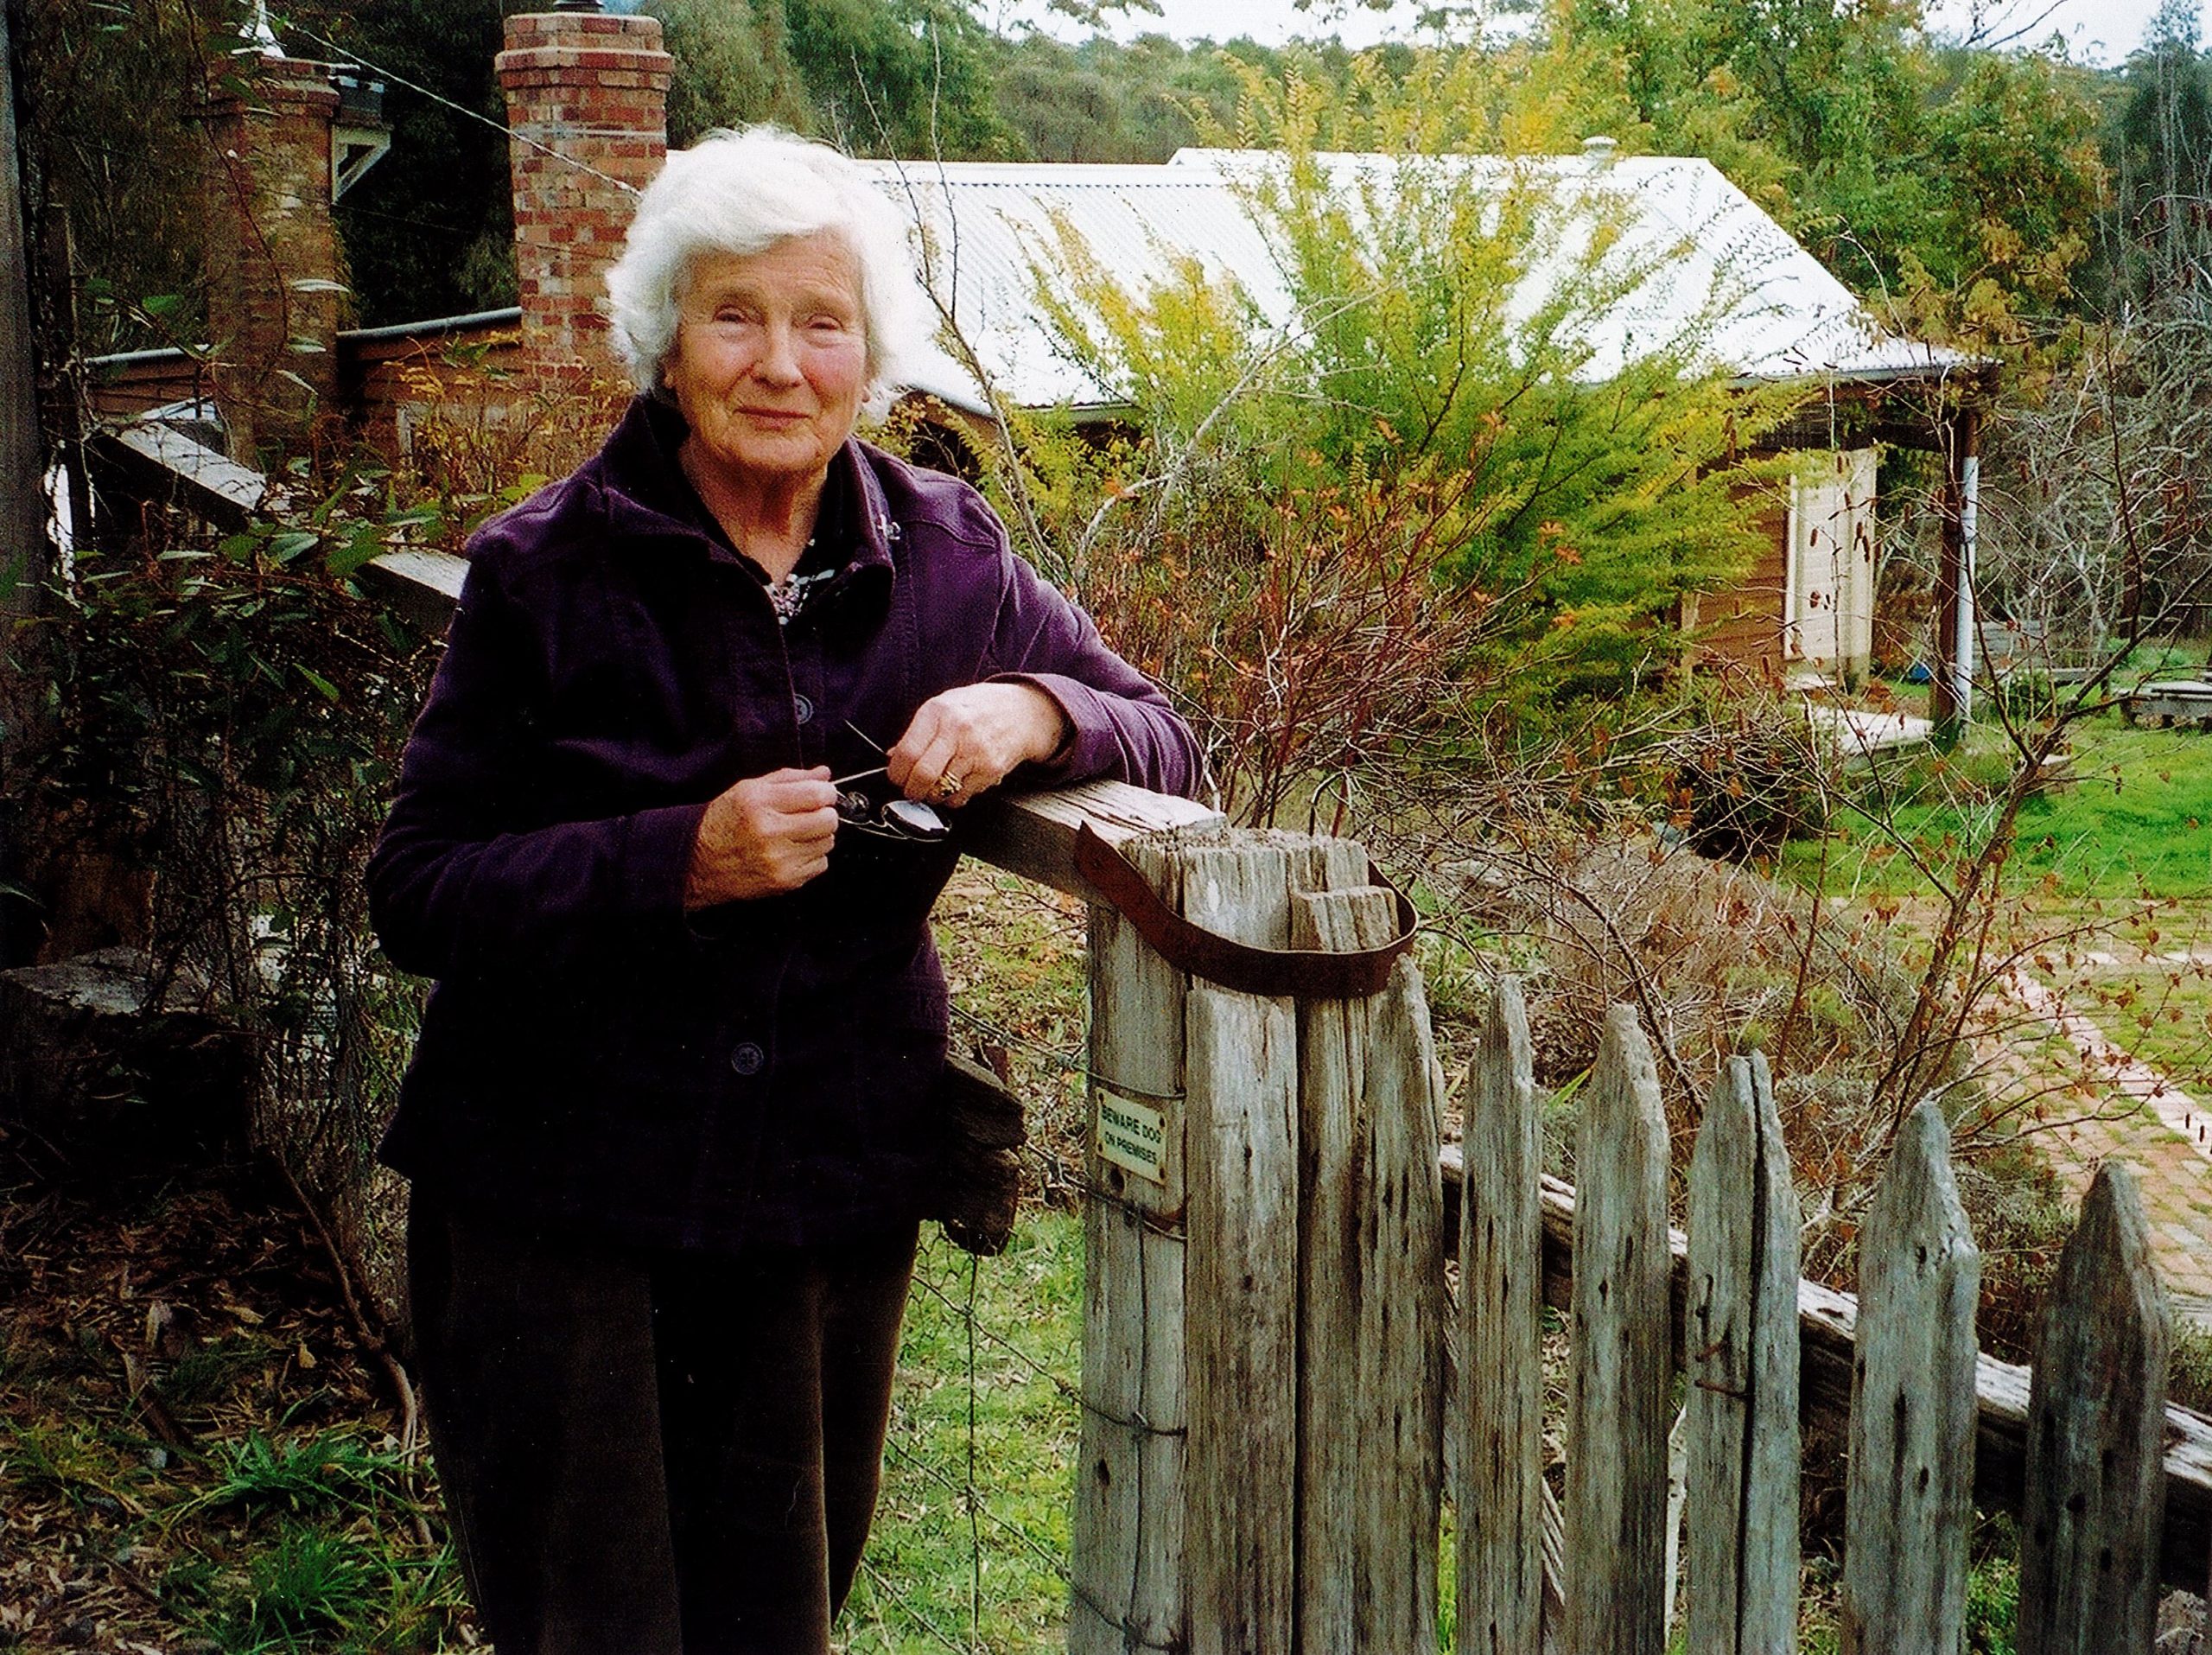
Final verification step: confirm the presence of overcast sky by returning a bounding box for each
[990,0,2188,67]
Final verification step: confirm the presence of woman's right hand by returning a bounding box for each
[683,767,840,908]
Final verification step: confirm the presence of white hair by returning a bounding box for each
[605,127,932,417]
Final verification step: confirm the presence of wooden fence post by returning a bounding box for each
[1288,847,1388,1655]
[1458,975,1544,1655]
[1840,1099,1980,1655]
[1182,838,1305,1655]
[1293,856,1445,1652]
[1684,1051,1801,1655]
[2017,1162,2169,1655]
[1565,1004,1672,1655]
[1073,836,1192,1655]
[1071,825,1440,1655]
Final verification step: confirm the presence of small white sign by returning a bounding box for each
[1096,1091,1167,1185]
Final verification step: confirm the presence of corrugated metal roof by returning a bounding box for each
[862,148,1972,415]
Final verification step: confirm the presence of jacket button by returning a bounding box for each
[729,1041,766,1077]
[793,694,814,725]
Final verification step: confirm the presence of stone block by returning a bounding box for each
[0,948,253,1169]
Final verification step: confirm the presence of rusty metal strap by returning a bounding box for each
[1072,822,1419,999]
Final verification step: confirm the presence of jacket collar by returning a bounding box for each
[588,397,899,593]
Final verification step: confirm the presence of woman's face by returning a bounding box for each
[663,233,871,497]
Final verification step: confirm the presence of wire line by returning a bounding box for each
[273,14,645,198]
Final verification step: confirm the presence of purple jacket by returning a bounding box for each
[369,398,1198,1250]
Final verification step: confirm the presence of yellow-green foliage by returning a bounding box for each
[1020,58,1800,707]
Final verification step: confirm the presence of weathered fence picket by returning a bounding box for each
[1564,1005,1674,1655]
[1444,1149,2212,1563]
[1840,1099,1982,1655]
[1684,1051,1802,1655]
[1072,835,1191,1655]
[1293,870,1406,1651]
[1458,975,1545,1655]
[1436,982,2201,1655]
[1181,837,1306,1655]
[1283,847,1447,1652]
[1339,954,1445,1646]
[2017,1162,2170,1655]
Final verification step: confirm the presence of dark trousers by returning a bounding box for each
[406,1187,919,1655]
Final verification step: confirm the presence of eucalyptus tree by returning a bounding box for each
[647,0,813,145]
[2105,0,2212,308]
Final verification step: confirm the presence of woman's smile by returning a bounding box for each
[663,232,872,512]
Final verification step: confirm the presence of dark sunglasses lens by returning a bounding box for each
[884,799,950,840]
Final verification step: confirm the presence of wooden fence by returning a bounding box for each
[953,786,2210,1655]
[345,543,2212,1649]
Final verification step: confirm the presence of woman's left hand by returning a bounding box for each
[887,684,1071,807]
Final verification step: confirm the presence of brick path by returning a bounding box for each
[2041,1103,2212,1317]
[2004,972,2212,1320]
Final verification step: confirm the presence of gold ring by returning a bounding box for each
[936,772,963,799]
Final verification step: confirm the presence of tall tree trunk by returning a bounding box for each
[1,0,59,965]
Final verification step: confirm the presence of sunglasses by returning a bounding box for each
[833,722,950,842]
[831,771,950,842]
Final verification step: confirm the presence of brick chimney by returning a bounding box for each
[202,53,344,463]
[498,10,672,382]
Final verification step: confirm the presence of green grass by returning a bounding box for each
[162,1521,470,1655]
[2171,1320,2212,1416]
[3,1421,471,1654]
[220,1524,381,1647]
[147,1433,464,1652]
[846,1214,1087,1652]
[1789,713,2212,900]
[1,1416,143,1512]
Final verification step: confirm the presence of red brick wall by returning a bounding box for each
[86,354,216,423]
[201,56,342,462]
[343,323,524,462]
[498,12,672,382]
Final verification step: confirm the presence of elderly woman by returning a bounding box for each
[367,127,1198,1653]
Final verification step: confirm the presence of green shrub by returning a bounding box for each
[978,67,1802,819]
[29,469,442,1308]
[1662,691,1834,861]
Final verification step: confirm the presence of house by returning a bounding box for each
[839,146,1990,690]
[86,4,1993,703]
